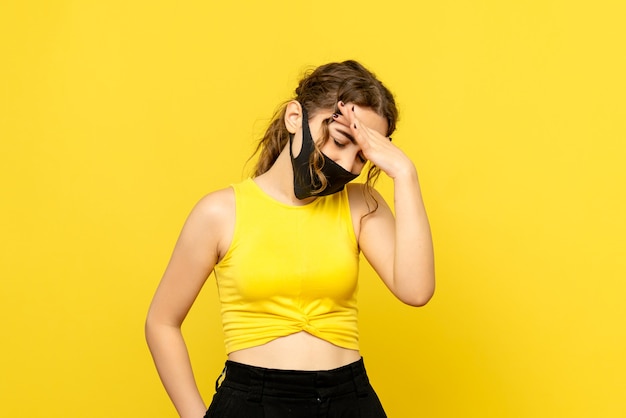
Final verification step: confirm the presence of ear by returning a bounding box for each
[284,100,303,134]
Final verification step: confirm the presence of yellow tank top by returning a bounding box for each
[213,178,360,354]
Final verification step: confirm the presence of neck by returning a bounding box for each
[254,144,317,206]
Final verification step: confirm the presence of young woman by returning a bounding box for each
[145,60,435,418]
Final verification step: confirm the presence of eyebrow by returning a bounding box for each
[336,128,356,144]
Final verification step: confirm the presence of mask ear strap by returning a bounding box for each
[288,133,295,158]
[291,106,314,161]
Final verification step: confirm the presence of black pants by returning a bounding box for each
[204,358,387,417]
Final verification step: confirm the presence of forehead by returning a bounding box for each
[354,107,389,136]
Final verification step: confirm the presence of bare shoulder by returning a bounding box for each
[346,183,389,217]
[346,183,393,241]
[193,186,235,219]
[182,186,236,262]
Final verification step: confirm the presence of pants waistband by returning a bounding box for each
[218,358,371,399]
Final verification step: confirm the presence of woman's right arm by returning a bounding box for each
[145,188,234,418]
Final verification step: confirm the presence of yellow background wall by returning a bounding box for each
[1,1,625,417]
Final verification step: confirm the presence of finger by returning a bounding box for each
[339,102,390,149]
[344,103,374,140]
[338,101,356,123]
[348,104,393,143]
[349,115,373,152]
[337,102,360,131]
[331,112,351,127]
[336,102,364,143]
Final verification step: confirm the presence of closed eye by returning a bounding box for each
[333,138,346,148]
[336,129,356,144]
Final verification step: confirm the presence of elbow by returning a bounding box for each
[396,276,435,307]
[144,309,183,343]
[400,291,434,307]
[144,307,157,334]
[144,315,157,345]
[144,310,173,345]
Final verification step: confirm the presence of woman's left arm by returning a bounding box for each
[358,166,435,306]
[342,103,435,306]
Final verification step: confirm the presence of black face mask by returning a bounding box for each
[289,107,358,200]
